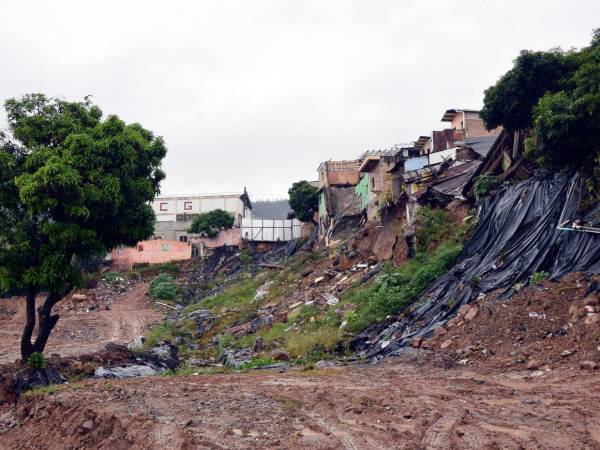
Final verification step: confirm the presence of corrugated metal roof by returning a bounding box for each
[464,135,499,157]
[251,200,293,220]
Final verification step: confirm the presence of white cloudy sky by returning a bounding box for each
[0,1,598,199]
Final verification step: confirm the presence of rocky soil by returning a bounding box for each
[0,280,163,365]
[1,359,599,449]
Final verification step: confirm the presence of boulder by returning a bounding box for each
[252,337,266,353]
[585,313,600,326]
[94,365,157,379]
[127,336,145,351]
[440,339,453,350]
[72,293,88,302]
[464,307,479,322]
[526,360,542,370]
[269,349,291,361]
[433,327,447,337]
[579,360,599,371]
[187,309,216,335]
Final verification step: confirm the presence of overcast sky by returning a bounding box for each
[0,1,598,199]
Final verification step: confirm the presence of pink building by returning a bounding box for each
[110,239,192,271]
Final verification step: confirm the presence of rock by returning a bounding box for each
[457,304,471,317]
[269,349,290,361]
[232,428,244,436]
[561,349,576,357]
[187,309,216,335]
[339,320,348,331]
[253,281,273,302]
[583,296,599,307]
[219,349,252,369]
[80,420,94,431]
[127,336,145,351]
[458,345,477,356]
[338,254,351,271]
[464,307,479,322]
[313,276,325,285]
[72,293,88,302]
[322,293,339,306]
[252,337,266,353]
[367,255,379,265]
[526,360,542,370]
[301,268,313,277]
[433,327,447,337]
[585,313,600,325]
[585,305,596,313]
[411,337,423,348]
[289,301,303,309]
[94,365,158,379]
[440,339,453,350]
[579,360,599,370]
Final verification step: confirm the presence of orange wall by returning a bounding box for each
[190,228,242,249]
[111,239,191,271]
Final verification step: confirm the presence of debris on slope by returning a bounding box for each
[360,172,600,358]
[423,272,600,371]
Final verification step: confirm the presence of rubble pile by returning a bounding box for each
[60,275,138,313]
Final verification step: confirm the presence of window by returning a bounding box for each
[371,177,375,189]
[179,235,188,243]
[162,243,169,251]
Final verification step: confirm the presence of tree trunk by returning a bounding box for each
[20,287,72,361]
[20,287,38,360]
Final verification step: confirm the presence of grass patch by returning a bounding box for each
[148,273,178,302]
[199,278,263,312]
[284,326,341,359]
[145,321,176,347]
[343,241,462,332]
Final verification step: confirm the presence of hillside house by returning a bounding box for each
[110,239,192,271]
[241,200,304,242]
[317,160,362,228]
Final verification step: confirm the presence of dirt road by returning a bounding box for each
[1,361,599,449]
[0,283,162,364]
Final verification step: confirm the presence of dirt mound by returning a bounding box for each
[1,360,599,449]
[424,273,600,371]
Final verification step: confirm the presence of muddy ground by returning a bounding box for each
[1,360,599,449]
[0,282,162,365]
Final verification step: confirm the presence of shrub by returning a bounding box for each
[239,251,252,265]
[27,352,46,370]
[285,326,340,358]
[530,271,549,285]
[474,175,501,201]
[149,273,178,301]
[416,207,456,252]
[145,321,175,347]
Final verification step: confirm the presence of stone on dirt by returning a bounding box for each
[579,360,599,370]
[94,365,157,379]
[127,336,145,351]
[269,349,291,361]
[187,309,216,335]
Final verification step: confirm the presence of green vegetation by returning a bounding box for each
[188,208,234,237]
[288,180,319,224]
[482,29,600,177]
[148,273,178,301]
[474,175,501,201]
[239,250,252,265]
[0,93,166,360]
[530,271,550,285]
[416,207,457,252]
[145,321,175,347]
[342,241,462,331]
[26,352,46,370]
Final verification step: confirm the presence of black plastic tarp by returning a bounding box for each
[360,171,600,357]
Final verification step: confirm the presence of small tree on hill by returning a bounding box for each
[288,180,318,224]
[188,209,234,237]
[0,94,167,361]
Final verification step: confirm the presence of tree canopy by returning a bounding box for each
[0,93,166,359]
[481,29,600,173]
[188,209,234,237]
[288,180,319,224]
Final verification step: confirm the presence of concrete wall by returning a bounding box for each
[190,229,242,254]
[153,193,249,226]
[463,112,502,138]
[317,160,361,188]
[110,239,191,271]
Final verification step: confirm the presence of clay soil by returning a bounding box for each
[0,282,163,365]
[1,361,600,449]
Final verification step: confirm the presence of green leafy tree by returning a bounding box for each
[0,93,166,360]
[288,180,318,224]
[480,48,577,132]
[481,29,600,179]
[187,208,234,237]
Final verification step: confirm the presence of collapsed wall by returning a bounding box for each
[359,171,600,358]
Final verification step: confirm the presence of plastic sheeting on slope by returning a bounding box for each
[359,171,600,358]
